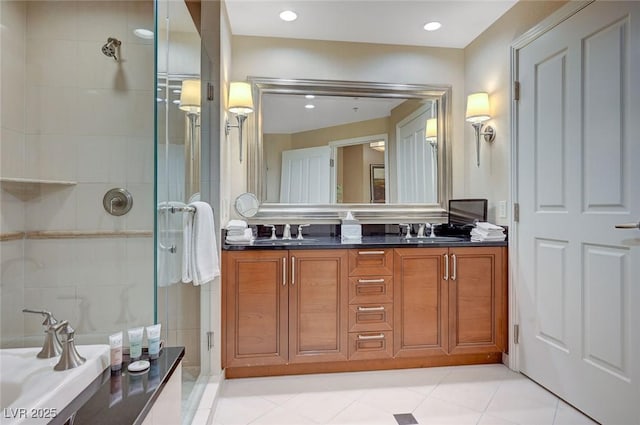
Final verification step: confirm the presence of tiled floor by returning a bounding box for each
[211,364,598,425]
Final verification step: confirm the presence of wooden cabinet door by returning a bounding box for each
[288,249,349,363]
[393,248,449,357]
[448,247,507,355]
[223,250,288,368]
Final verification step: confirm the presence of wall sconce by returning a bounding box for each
[180,80,201,192]
[465,92,495,167]
[425,118,438,145]
[225,82,254,162]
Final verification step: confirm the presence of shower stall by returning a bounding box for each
[0,1,211,423]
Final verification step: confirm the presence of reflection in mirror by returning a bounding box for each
[249,78,451,215]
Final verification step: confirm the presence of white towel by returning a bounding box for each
[227,219,248,229]
[182,201,220,286]
[225,228,254,244]
[476,222,505,232]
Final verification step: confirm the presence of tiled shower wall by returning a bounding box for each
[0,1,155,347]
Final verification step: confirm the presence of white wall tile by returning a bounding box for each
[73,88,131,136]
[0,129,26,180]
[23,239,78,288]
[25,185,77,230]
[75,183,126,231]
[77,40,128,90]
[1,57,26,133]
[24,134,77,181]
[127,90,155,138]
[26,1,77,41]
[1,240,25,347]
[76,1,128,43]
[76,135,127,183]
[125,1,154,46]
[119,43,155,91]
[23,286,78,336]
[74,238,126,286]
[126,137,154,184]
[26,38,79,88]
[123,182,154,230]
[25,85,77,135]
[0,190,25,235]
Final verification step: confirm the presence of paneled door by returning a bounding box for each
[516,2,640,423]
[279,146,331,203]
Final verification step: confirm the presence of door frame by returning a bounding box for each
[328,133,389,203]
[508,0,594,371]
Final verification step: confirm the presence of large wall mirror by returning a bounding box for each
[247,78,452,221]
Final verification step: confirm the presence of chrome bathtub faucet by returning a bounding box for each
[22,309,62,358]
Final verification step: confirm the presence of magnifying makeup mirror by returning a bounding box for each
[234,192,260,218]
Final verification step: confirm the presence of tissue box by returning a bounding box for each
[341,221,362,243]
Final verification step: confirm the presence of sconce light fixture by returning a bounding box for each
[425,118,438,144]
[180,80,201,190]
[465,92,495,167]
[225,82,254,162]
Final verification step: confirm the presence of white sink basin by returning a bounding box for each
[0,344,109,425]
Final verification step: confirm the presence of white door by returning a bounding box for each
[280,146,331,203]
[396,107,437,203]
[517,2,640,423]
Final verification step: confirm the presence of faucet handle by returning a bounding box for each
[399,223,412,239]
[22,309,58,327]
[297,224,310,240]
[52,320,75,342]
[23,309,62,358]
[264,224,277,240]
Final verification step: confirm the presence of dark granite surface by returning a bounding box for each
[51,347,184,425]
[223,234,507,250]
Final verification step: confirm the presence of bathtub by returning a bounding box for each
[0,345,109,425]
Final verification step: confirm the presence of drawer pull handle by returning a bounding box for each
[444,254,449,280]
[358,333,385,340]
[357,306,385,312]
[291,256,295,285]
[358,278,385,283]
[451,254,457,281]
[282,257,286,286]
[358,251,385,255]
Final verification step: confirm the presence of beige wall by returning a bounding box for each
[463,0,567,224]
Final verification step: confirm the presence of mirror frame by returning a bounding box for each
[247,77,452,223]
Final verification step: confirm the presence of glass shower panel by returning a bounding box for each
[155,0,203,422]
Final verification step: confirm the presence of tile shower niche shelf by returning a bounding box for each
[1,177,77,200]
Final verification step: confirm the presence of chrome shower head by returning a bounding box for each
[101,37,121,61]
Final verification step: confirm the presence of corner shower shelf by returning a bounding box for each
[1,177,77,200]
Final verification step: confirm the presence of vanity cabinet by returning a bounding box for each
[222,249,349,369]
[223,245,507,377]
[393,247,507,358]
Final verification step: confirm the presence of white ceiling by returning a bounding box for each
[224,0,518,49]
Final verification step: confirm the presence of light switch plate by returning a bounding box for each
[498,200,507,218]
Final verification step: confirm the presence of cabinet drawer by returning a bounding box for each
[348,303,393,332]
[349,276,393,304]
[349,249,393,276]
[348,331,393,360]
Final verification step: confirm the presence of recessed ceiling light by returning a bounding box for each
[305,94,315,99]
[172,99,181,105]
[305,104,315,109]
[280,10,298,22]
[134,28,154,39]
[423,21,442,31]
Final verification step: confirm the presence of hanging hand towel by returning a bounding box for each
[182,201,220,286]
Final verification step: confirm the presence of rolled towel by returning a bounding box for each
[225,228,254,244]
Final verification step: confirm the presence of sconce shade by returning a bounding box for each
[425,118,437,139]
[179,79,201,113]
[465,92,491,123]
[228,82,254,115]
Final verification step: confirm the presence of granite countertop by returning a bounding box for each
[51,346,184,425]
[223,234,508,250]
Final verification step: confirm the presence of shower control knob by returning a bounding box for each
[103,188,133,216]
